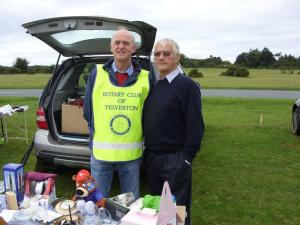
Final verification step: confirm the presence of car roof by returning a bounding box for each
[22,16,157,57]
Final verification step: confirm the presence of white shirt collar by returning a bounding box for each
[159,68,180,83]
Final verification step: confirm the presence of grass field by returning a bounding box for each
[185,68,300,90]
[0,74,51,89]
[0,97,300,225]
[1,68,300,90]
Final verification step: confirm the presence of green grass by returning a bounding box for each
[0,97,300,225]
[0,97,38,169]
[1,69,300,90]
[186,68,300,90]
[0,74,51,89]
[196,97,300,225]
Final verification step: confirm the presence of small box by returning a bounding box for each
[121,181,179,225]
[24,171,57,205]
[176,206,186,225]
[106,198,130,221]
[2,163,24,203]
[61,103,89,135]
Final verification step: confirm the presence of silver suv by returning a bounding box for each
[22,16,157,170]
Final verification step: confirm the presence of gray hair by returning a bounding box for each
[111,26,135,44]
[154,39,180,56]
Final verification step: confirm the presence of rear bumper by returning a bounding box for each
[34,129,90,168]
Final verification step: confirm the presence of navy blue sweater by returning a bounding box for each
[143,74,205,162]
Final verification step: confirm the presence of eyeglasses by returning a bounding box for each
[153,51,173,57]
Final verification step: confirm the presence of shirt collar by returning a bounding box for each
[112,61,134,76]
[159,68,180,83]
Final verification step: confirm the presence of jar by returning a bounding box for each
[13,209,36,225]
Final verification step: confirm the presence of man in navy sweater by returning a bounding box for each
[143,39,205,225]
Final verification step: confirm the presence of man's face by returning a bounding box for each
[111,30,136,62]
[154,44,179,76]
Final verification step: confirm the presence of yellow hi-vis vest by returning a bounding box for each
[92,65,150,161]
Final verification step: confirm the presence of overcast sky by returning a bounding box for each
[0,0,299,66]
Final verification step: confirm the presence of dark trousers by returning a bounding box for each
[144,151,192,225]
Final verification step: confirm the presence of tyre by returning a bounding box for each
[292,107,300,135]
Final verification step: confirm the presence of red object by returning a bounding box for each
[72,169,106,207]
[24,172,57,196]
[74,169,91,184]
[115,72,129,85]
[70,98,84,107]
[36,107,48,129]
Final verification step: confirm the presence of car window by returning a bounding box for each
[52,30,142,48]
[76,63,95,92]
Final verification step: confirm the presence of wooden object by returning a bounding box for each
[5,191,18,210]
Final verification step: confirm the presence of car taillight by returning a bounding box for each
[36,107,48,129]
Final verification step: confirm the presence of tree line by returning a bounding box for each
[234,48,300,69]
[0,58,55,74]
[1,48,300,75]
[180,47,300,69]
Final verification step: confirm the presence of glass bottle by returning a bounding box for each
[81,201,102,225]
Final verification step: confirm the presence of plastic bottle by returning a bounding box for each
[76,199,86,218]
[98,207,112,224]
[82,201,102,225]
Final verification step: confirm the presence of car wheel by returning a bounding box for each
[292,107,300,135]
[35,158,58,172]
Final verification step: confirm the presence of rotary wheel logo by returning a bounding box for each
[110,114,131,135]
